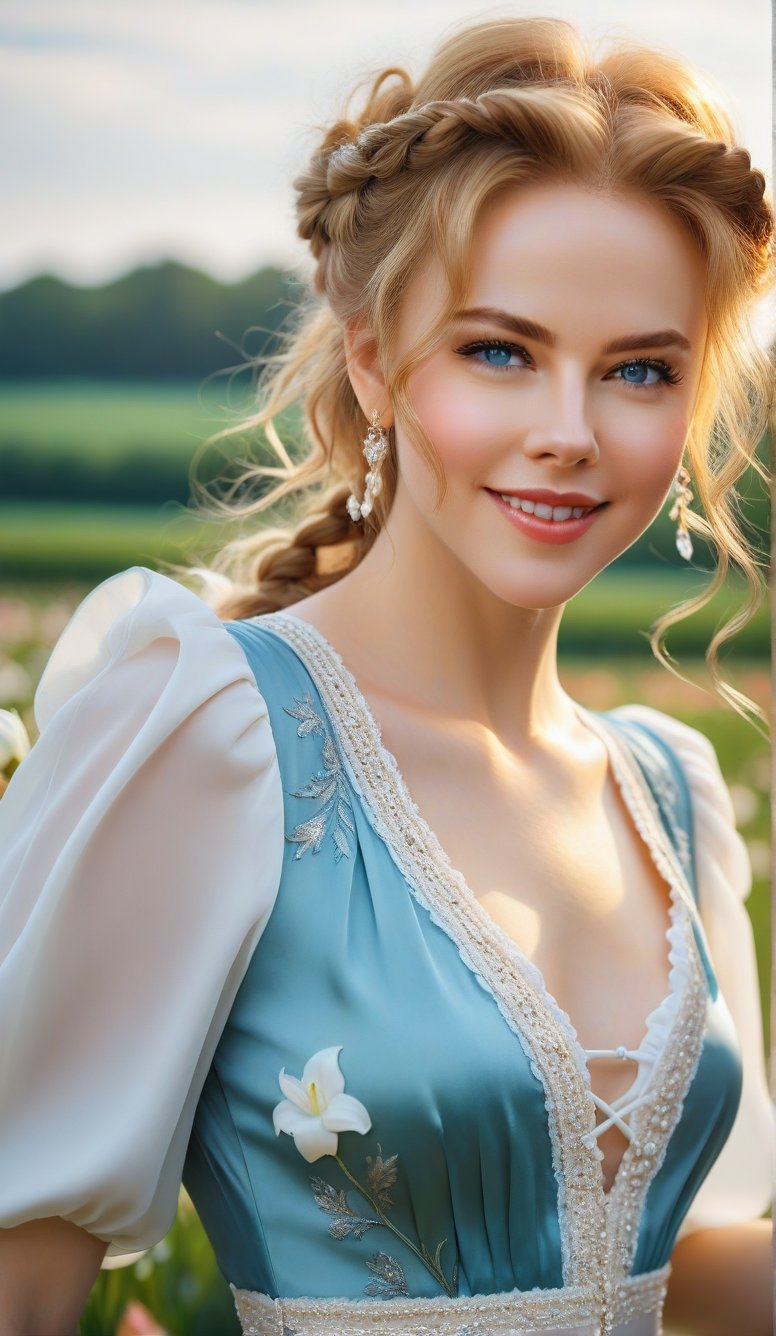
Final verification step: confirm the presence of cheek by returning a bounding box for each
[405,358,509,477]
[604,399,692,498]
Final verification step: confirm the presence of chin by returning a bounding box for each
[469,557,604,610]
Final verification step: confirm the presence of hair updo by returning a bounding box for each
[180,17,773,724]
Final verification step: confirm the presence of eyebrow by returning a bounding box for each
[454,306,692,354]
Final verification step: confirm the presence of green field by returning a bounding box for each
[0,379,253,458]
[0,379,296,510]
[0,502,232,577]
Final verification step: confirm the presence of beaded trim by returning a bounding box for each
[258,613,708,1332]
[230,1265,670,1335]
[577,715,709,1283]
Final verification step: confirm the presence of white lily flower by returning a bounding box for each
[272,1045,371,1163]
[0,708,30,772]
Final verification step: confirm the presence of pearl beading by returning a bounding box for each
[231,1264,670,1334]
[255,614,709,1335]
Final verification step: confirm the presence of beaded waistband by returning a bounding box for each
[230,1264,670,1336]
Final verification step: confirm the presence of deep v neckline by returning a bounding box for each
[254,608,708,1280]
[261,607,693,1044]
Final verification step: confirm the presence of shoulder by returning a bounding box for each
[19,564,284,863]
[33,564,261,732]
[607,702,721,778]
[608,703,750,904]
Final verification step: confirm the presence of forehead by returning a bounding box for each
[403,181,708,348]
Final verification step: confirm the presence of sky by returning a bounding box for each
[0,0,771,290]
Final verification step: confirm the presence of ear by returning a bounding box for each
[343,319,394,429]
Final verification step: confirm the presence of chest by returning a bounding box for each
[368,703,677,1191]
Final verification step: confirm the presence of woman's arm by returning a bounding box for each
[0,1217,107,1336]
[664,1218,772,1336]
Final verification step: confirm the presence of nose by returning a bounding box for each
[521,369,599,466]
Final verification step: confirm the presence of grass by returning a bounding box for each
[0,380,252,461]
[0,502,234,579]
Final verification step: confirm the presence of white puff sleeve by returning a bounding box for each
[614,703,772,1233]
[0,565,284,1262]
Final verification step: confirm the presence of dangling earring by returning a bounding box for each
[346,410,390,522]
[668,464,694,561]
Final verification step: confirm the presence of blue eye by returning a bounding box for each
[619,362,658,385]
[456,340,529,370]
[481,344,515,366]
[611,359,681,388]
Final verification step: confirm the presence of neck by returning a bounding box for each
[291,488,582,752]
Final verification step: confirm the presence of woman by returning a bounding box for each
[0,17,771,1336]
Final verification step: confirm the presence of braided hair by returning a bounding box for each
[177,18,772,721]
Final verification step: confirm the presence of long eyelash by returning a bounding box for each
[454,342,684,388]
[454,338,530,368]
[611,357,684,387]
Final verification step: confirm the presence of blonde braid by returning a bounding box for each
[299,88,770,277]
[297,87,607,254]
[206,482,375,620]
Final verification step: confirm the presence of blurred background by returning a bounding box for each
[0,2,770,1333]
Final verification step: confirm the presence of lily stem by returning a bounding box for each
[333,1154,454,1297]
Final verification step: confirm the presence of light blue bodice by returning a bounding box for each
[182,612,742,1326]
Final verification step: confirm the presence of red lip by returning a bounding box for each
[487,490,606,544]
[487,487,605,507]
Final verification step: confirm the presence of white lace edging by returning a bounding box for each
[230,1264,671,1335]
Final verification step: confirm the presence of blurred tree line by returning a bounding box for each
[0,260,293,380]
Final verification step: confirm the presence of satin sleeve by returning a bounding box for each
[0,565,284,1261]
[614,703,771,1232]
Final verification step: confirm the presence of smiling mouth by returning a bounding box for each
[486,490,608,522]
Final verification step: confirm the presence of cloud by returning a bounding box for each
[0,0,770,287]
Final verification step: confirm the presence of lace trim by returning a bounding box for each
[581,872,689,1132]
[257,613,709,1331]
[575,718,710,1279]
[230,1265,670,1336]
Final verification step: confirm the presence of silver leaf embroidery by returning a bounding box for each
[365,1148,398,1210]
[363,1251,410,1299]
[310,1177,382,1241]
[284,693,355,861]
[308,1143,458,1299]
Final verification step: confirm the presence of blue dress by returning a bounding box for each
[0,568,767,1336]
[182,609,743,1336]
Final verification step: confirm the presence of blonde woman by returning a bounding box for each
[0,18,771,1336]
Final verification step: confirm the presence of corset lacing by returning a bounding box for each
[581,1046,655,1153]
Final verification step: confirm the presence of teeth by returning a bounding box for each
[499,494,594,522]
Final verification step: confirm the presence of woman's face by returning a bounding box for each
[387,181,708,610]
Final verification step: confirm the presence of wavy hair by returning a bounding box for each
[175,17,774,729]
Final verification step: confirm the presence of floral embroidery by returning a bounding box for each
[272,1047,459,1300]
[284,694,355,861]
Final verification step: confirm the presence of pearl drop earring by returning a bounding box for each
[346,410,390,522]
[668,465,694,561]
